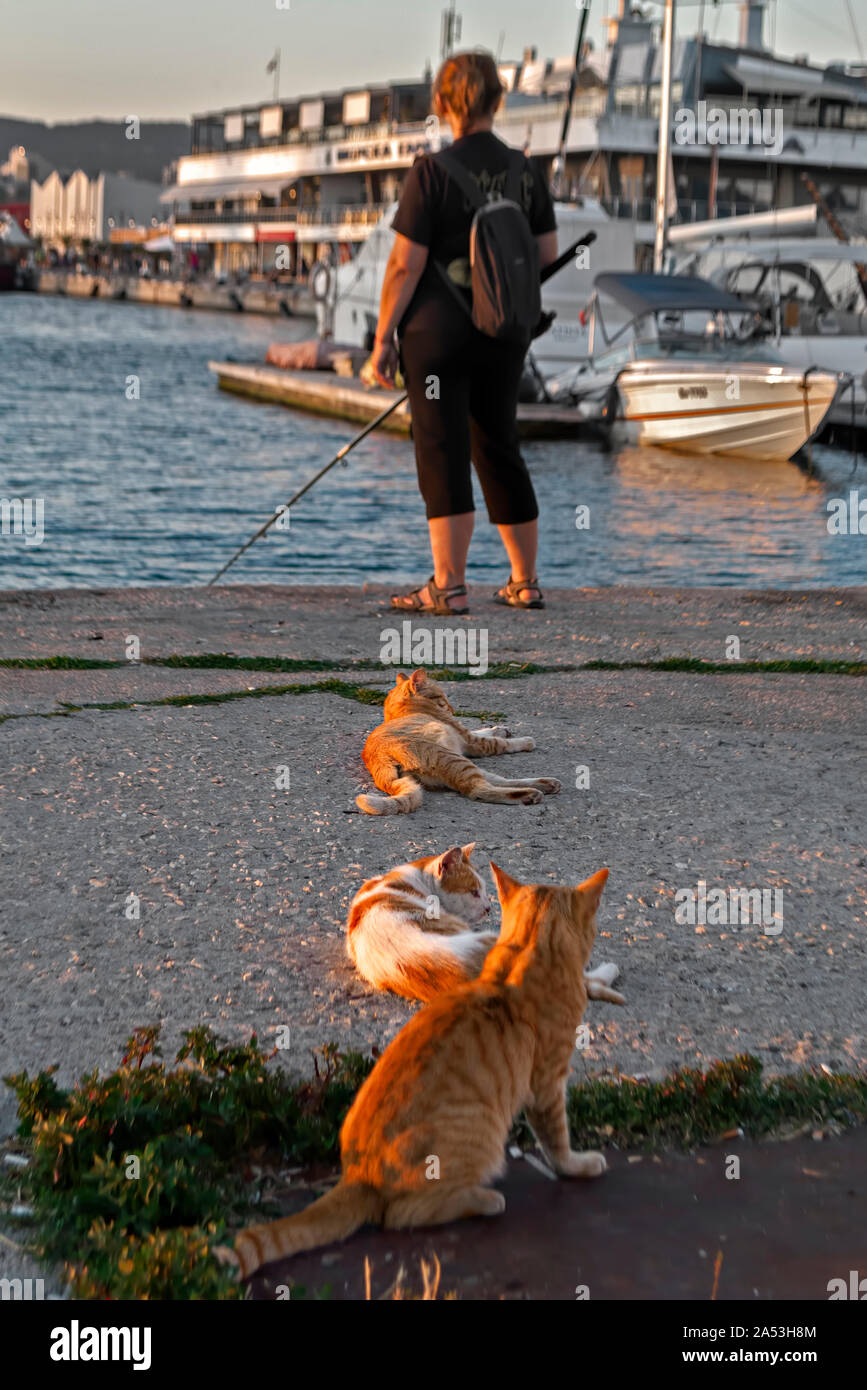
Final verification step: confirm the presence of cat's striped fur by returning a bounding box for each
[346,843,497,1002]
[234,863,612,1279]
[356,668,560,815]
[346,843,624,1005]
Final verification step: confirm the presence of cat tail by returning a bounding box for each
[234,1181,383,1279]
[356,771,423,815]
[350,916,499,1002]
[395,929,500,1002]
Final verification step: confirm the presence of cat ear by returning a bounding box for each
[395,672,408,684]
[461,842,476,860]
[576,868,609,914]
[408,668,427,692]
[490,861,522,904]
[436,846,462,876]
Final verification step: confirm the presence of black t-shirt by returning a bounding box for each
[391,130,557,335]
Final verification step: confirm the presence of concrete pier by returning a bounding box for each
[0,583,864,1297]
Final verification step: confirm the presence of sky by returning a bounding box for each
[1,0,864,124]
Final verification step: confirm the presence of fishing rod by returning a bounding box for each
[207,394,407,586]
[551,0,591,200]
[207,230,597,585]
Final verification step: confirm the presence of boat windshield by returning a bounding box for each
[645,335,786,364]
[590,334,786,370]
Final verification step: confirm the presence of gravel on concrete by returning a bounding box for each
[1,583,864,665]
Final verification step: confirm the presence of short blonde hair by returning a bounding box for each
[433,50,503,131]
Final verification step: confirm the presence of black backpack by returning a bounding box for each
[432,147,541,343]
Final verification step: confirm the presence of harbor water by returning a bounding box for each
[0,293,864,590]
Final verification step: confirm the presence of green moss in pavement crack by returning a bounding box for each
[0,680,389,725]
[583,658,865,675]
[2,654,863,677]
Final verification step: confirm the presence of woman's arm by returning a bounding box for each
[536,230,558,272]
[372,233,429,386]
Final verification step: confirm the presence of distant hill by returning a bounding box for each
[0,117,191,184]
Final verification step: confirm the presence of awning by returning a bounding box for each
[160,176,296,205]
[594,272,747,315]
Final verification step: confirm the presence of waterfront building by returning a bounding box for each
[30,170,163,248]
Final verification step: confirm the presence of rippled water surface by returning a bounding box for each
[1,294,863,589]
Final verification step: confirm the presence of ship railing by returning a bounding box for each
[173,202,390,229]
[599,197,763,222]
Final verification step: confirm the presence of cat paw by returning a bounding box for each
[511,787,543,804]
[586,962,619,986]
[475,1188,506,1216]
[564,1151,607,1179]
[507,737,535,752]
[584,979,626,1005]
[213,1245,242,1280]
[534,778,561,795]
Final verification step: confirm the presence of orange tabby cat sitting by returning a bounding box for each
[234,862,611,1279]
[346,841,624,1005]
[357,668,560,815]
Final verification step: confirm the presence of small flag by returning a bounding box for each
[266,51,279,74]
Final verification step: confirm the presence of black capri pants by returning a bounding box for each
[399,315,539,526]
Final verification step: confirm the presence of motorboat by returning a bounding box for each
[671,239,867,432]
[545,272,842,461]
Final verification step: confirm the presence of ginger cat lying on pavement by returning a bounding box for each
[234,863,611,1279]
[346,842,624,1005]
[356,668,560,815]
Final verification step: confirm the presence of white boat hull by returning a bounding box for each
[617,362,838,460]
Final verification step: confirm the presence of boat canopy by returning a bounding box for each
[594,272,747,317]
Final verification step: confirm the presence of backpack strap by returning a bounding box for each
[429,149,479,319]
[431,149,487,210]
[505,147,525,206]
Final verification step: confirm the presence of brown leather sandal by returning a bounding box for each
[390,575,469,616]
[493,576,545,609]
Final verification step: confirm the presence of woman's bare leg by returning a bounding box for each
[495,519,541,603]
[423,511,475,610]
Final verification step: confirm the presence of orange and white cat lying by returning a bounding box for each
[346,842,624,1005]
[234,862,612,1279]
[357,668,559,815]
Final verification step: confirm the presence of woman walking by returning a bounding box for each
[372,49,557,615]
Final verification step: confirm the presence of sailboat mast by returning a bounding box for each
[654,0,676,272]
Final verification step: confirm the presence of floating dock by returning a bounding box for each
[208,361,586,438]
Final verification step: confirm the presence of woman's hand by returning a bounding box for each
[372,335,399,388]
